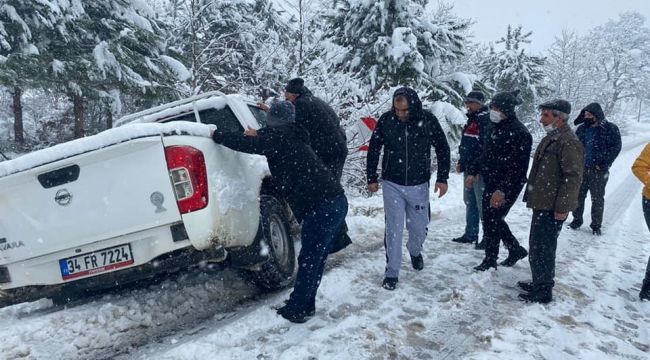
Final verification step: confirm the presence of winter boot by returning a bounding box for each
[282,300,315,317]
[592,228,602,236]
[640,279,650,301]
[568,219,582,230]
[473,257,498,272]
[500,246,528,267]
[475,239,487,250]
[276,304,313,323]
[382,277,398,290]
[411,254,424,271]
[452,235,475,244]
[518,286,552,304]
[517,281,535,292]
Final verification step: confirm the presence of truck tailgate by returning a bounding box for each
[0,136,182,264]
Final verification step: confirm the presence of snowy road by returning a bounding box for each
[1,127,650,360]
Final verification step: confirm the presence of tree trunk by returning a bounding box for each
[12,87,24,143]
[639,98,643,123]
[73,95,85,139]
[106,106,113,129]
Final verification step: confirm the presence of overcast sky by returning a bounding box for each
[446,0,650,54]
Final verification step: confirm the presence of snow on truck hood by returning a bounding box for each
[0,122,215,178]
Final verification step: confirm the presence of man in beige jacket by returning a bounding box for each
[519,99,584,303]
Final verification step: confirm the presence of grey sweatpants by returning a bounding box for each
[382,180,430,278]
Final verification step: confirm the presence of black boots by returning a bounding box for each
[452,235,476,244]
[474,257,497,272]
[592,228,602,236]
[518,286,553,304]
[382,277,398,290]
[277,304,314,323]
[517,280,535,292]
[640,280,650,301]
[411,254,424,270]
[475,239,486,250]
[568,220,582,230]
[500,246,528,267]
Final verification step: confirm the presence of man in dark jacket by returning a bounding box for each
[285,78,351,253]
[568,102,622,235]
[466,90,532,271]
[519,99,584,303]
[452,91,490,248]
[210,101,348,323]
[366,87,451,290]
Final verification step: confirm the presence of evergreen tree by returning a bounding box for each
[325,0,471,104]
[1,1,186,138]
[479,25,547,121]
[167,0,291,96]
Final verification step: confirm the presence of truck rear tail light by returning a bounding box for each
[0,266,9,284]
[164,146,209,214]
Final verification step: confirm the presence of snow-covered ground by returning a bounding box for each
[1,125,650,360]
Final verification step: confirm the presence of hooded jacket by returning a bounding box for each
[366,87,451,186]
[466,114,532,196]
[573,103,621,170]
[293,89,348,166]
[212,123,344,216]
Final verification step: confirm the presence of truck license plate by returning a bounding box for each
[59,244,134,281]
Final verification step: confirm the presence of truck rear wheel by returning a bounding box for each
[247,195,296,291]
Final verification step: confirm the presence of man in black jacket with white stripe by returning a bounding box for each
[366,87,451,290]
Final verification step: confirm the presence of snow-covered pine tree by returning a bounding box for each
[0,0,80,144]
[1,1,187,139]
[166,0,291,97]
[479,25,547,122]
[324,0,472,105]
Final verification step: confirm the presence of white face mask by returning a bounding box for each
[543,124,556,133]
[489,110,503,123]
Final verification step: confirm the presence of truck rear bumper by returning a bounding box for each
[0,222,207,293]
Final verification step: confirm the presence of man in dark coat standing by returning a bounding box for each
[210,101,348,323]
[366,87,451,290]
[284,78,351,253]
[568,102,621,235]
[466,90,532,271]
[519,99,584,303]
[452,91,490,248]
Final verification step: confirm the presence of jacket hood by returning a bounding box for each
[574,102,605,125]
[392,87,423,118]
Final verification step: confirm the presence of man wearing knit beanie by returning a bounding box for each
[465,89,532,272]
[284,77,352,254]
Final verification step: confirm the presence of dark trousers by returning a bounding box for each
[325,158,351,252]
[643,197,650,283]
[573,168,609,230]
[482,186,524,261]
[529,210,564,288]
[287,194,348,312]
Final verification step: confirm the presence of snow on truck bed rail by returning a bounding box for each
[0,122,215,178]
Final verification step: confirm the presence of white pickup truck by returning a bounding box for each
[0,92,296,306]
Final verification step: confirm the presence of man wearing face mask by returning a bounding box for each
[568,103,622,235]
[518,100,584,303]
[452,91,490,249]
[465,90,532,271]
